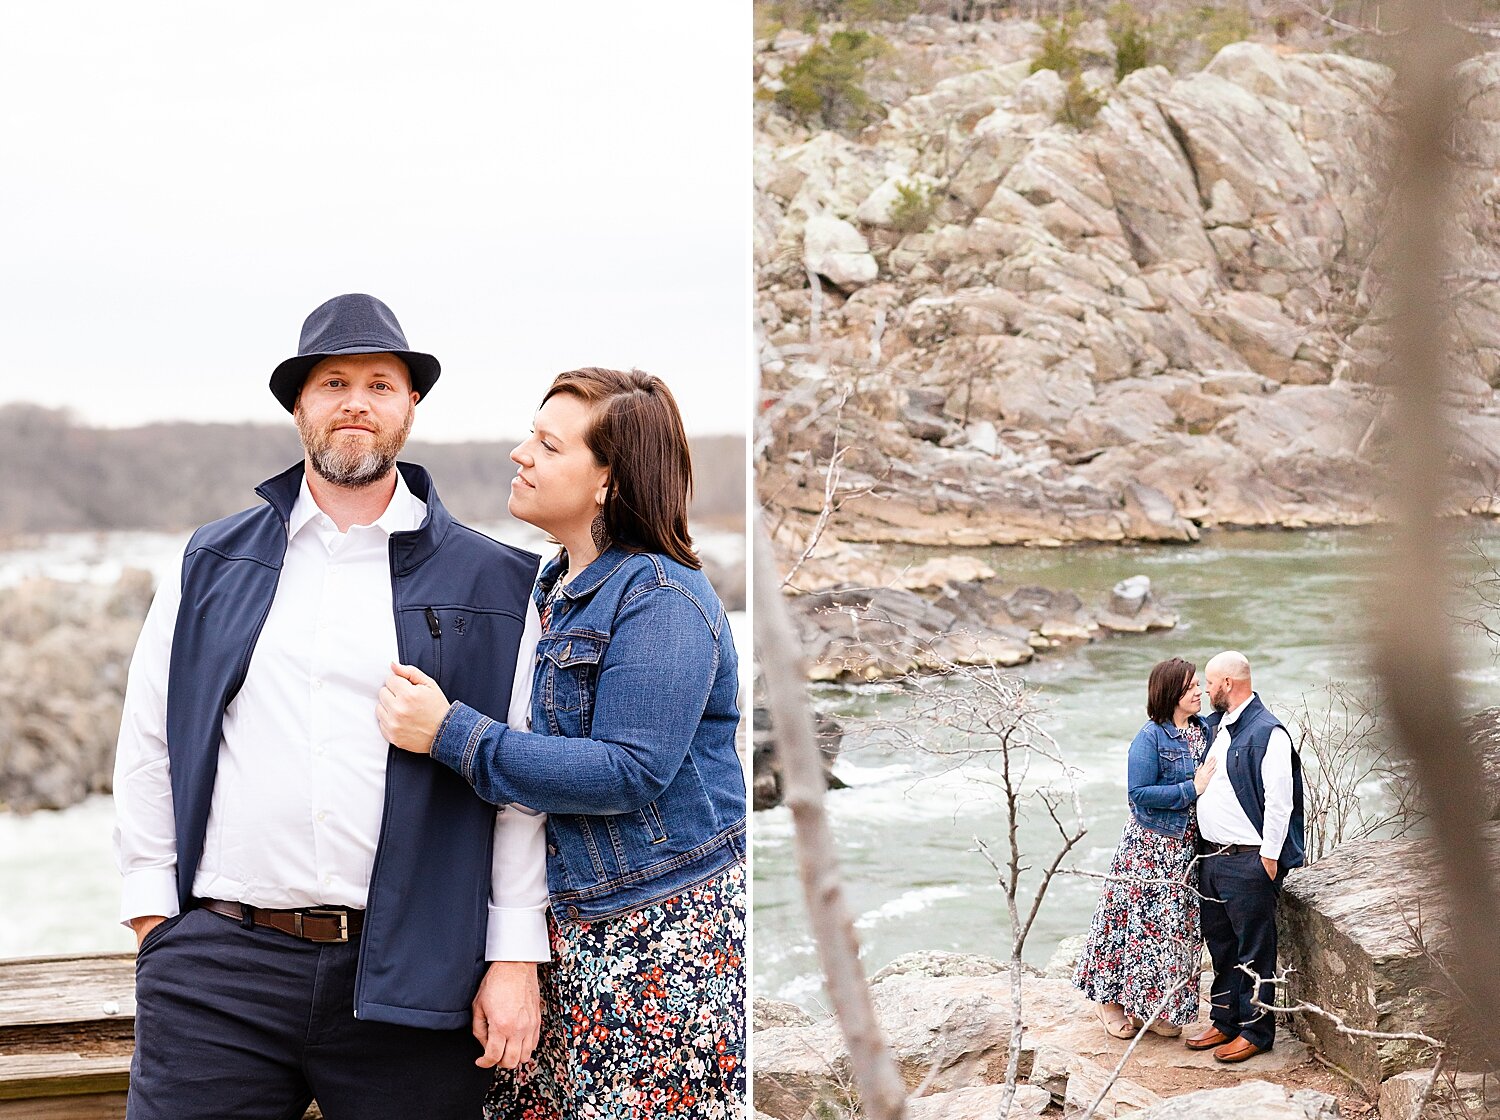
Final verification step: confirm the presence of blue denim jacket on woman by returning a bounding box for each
[1126,715,1208,839]
[431,543,746,922]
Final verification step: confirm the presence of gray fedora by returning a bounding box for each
[269,293,440,413]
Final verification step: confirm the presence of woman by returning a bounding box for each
[1072,657,1216,1039]
[377,367,745,1119]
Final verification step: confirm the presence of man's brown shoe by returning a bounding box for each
[1184,1026,1234,1051]
[1213,1037,1266,1063]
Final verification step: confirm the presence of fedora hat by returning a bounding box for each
[269,293,440,413]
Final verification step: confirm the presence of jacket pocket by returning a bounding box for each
[636,800,670,845]
[539,632,608,721]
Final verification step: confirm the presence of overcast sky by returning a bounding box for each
[1,3,748,440]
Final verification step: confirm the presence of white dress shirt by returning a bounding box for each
[1196,692,1294,861]
[113,472,550,960]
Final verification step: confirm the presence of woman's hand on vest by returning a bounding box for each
[376,663,450,754]
[472,961,542,1069]
[1192,753,1217,796]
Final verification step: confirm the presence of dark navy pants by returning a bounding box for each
[1199,848,1283,1050]
[128,907,490,1120]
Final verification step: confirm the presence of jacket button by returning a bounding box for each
[566,906,580,920]
[546,843,558,856]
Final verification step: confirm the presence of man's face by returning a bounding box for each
[294,354,417,488]
[1205,669,1233,713]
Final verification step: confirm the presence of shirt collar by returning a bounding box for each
[288,470,426,539]
[1221,692,1257,727]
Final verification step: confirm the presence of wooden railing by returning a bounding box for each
[0,956,323,1118]
[0,954,133,1118]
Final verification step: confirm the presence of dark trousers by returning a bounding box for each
[1199,848,1282,1049]
[128,907,490,1120]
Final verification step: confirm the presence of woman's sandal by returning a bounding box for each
[1095,1003,1136,1039]
[1145,1019,1181,1037]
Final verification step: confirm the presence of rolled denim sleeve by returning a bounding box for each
[432,584,723,815]
[1126,725,1196,811]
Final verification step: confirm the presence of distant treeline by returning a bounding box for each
[0,405,745,534]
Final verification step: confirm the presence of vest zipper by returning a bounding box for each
[356,545,411,1020]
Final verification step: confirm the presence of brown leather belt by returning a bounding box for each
[1201,841,1261,856]
[198,898,364,943]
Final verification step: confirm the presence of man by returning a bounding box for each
[113,293,548,1119]
[1184,651,1305,1063]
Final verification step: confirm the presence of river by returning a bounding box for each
[752,525,1500,1008]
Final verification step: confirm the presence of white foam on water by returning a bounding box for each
[853,884,970,930]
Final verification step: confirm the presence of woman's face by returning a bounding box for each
[508,392,610,540]
[1174,674,1203,720]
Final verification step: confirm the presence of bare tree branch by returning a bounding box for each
[754,522,909,1120]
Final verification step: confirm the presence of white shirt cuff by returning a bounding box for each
[485,904,551,962]
[119,868,180,926]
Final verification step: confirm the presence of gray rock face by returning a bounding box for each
[784,569,1178,683]
[758,24,1500,552]
[0,572,152,812]
[1279,826,1500,1091]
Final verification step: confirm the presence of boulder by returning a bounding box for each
[1279,825,1500,1091]
[869,951,1011,983]
[1461,706,1500,820]
[1060,1053,1161,1116]
[1131,1081,1339,1119]
[908,1084,1051,1119]
[752,701,846,811]
[804,214,878,290]
[753,998,816,1032]
[1377,1067,1499,1120]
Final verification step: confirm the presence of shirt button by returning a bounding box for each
[316,811,326,822]
[323,875,332,886]
[313,679,324,690]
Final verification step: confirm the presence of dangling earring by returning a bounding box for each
[591,503,610,553]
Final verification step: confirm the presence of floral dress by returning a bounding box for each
[486,568,747,1119]
[485,864,746,1119]
[1071,721,1205,1026]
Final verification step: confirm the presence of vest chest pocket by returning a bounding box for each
[540,633,609,723]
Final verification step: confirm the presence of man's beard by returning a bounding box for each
[1212,690,1231,713]
[295,405,413,488]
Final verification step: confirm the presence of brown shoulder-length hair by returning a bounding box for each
[1146,658,1196,726]
[543,367,699,569]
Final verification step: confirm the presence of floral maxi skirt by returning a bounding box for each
[486,862,746,1120]
[1071,816,1201,1026]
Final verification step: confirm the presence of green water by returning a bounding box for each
[752,527,1500,1008]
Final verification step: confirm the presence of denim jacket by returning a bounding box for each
[431,544,745,922]
[1126,715,1208,839]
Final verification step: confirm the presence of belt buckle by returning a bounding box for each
[296,908,349,943]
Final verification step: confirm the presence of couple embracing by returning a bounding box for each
[1072,652,1306,1064]
[113,294,746,1119]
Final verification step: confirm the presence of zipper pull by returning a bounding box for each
[425,607,441,638]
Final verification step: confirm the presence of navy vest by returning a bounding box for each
[165,462,538,1029]
[1203,694,1306,869]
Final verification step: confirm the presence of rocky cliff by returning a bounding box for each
[0,573,152,812]
[756,19,1500,558]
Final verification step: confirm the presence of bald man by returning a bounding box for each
[1183,652,1305,1063]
